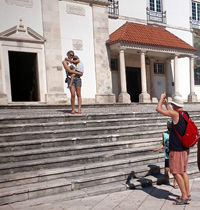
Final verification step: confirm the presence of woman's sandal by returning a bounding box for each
[176,194,191,201]
[173,198,190,205]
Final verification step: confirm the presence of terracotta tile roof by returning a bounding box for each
[108,22,197,51]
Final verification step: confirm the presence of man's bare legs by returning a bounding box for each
[76,86,82,113]
[182,172,190,198]
[70,86,76,114]
[173,173,190,203]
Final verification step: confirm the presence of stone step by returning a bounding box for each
[10,182,126,210]
[0,116,170,134]
[0,123,169,142]
[1,113,199,133]
[0,158,198,206]
[0,144,166,174]
[0,146,197,188]
[0,111,165,125]
[0,138,163,163]
[9,165,200,209]
[0,133,163,152]
[0,136,198,164]
[0,178,71,205]
[69,156,198,190]
[0,109,199,125]
[0,152,163,188]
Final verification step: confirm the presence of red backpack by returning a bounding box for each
[173,111,199,148]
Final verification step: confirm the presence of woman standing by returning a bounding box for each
[62,50,83,114]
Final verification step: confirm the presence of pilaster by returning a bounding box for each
[41,0,67,104]
[92,4,115,103]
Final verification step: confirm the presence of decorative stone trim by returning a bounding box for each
[72,39,83,50]
[5,0,33,8]
[66,4,85,16]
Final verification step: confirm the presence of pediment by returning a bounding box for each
[0,20,45,43]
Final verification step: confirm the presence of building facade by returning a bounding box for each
[0,0,199,104]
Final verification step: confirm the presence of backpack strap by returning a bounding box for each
[173,111,189,139]
[178,111,190,123]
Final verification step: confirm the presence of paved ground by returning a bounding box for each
[0,103,200,210]
[1,177,200,210]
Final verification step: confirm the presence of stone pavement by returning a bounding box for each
[0,177,200,210]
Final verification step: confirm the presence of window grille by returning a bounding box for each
[110,59,118,71]
[154,63,164,74]
[147,0,166,24]
[191,1,200,29]
[108,0,119,16]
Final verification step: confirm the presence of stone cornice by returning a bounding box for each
[64,0,109,6]
[109,42,195,58]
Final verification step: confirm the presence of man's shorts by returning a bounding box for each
[169,150,189,174]
[67,77,82,87]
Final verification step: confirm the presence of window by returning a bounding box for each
[150,0,162,12]
[191,1,200,29]
[108,0,119,16]
[110,59,118,71]
[154,63,164,74]
[194,68,200,85]
[192,1,200,21]
[147,0,166,23]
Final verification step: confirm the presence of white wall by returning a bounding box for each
[165,0,190,28]
[59,1,96,102]
[167,28,194,100]
[109,0,147,34]
[119,0,147,20]
[0,0,43,35]
[154,75,166,97]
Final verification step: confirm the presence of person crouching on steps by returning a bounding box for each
[153,120,178,189]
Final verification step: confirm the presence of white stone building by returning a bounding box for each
[0,0,200,104]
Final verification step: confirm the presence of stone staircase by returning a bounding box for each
[0,107,199,206]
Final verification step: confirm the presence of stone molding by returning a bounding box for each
[73,0,109,6]
[5,0,33,8]
[72,39,83,50]
[66,4,85,16]
[0,22,45,44]
[109,43,195,58]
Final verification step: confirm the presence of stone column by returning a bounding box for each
[174,54,181,97]
[118,49,131,103]
[139,51,151,103]
[41,0,67,104]
[165,59,172,102]
[92,4,115,103]
[188,56,197,102]
[165,59,171,95]
[150,59,157,103]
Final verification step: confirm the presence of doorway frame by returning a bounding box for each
[1,41,47,103]
[126,67,141,102]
